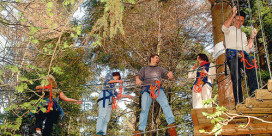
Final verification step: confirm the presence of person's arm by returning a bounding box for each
[35,85,43,91]
[248,28,258,49]
[119,94,134,99]
[188,64,198,79]
[223,6,237,29]
[167,72,174,80]
[108,80,124,84]
[208,63,217,80]
[59,91,82,105]
[136,67,145,86]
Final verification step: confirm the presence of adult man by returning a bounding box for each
[222,6,258,106]
[133,54,177,136]
[188,54,216,108]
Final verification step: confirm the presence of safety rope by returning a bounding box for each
[240,52,258,69]
[193,72,207,93]
[42,85,53,113]
[149,80,161,99]
[112,85,123,110]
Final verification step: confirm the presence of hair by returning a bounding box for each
[197,53,209,62]
[47,75,58,88]
[112,72,121,80]
[238,11,246,18]
[149,54,159,62]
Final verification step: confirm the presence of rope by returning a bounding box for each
[131,122,193,135]
[193,72,207,93]
[112,86,123,110]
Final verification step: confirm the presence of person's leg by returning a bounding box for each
[201,84,212,108]
[96,99,110,134]
[35,110,45,135]
[228,57,243,105]
[155,89,175,125]
[138,92,152,131]
[192,85,203,108]
[244,55,258,96]
[42,110,59,136]
[102,104,112,135]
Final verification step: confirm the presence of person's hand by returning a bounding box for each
[192,64,198,70]
[128,95,134,99]
[118,80,124,84]
[136,79,142,86]
[75,100,83,105]
[251,28,258,38]
[202,69,208,74]
[232,6,237,16]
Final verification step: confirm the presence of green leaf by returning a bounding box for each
[41,79,49,86]
[47,2,53,8]
[199,129,206,133]
[41,107,47,113]
[52,67,64,74]
[32,39,39,44]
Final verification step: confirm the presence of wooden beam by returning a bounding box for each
[246,97,272,108]
[255,89,272,100]
[236,104,272,114]
[268,79,272,91]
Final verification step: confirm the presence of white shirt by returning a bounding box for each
[222,25,250,53]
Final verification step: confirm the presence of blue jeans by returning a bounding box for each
[138,89,175,131]
[96,93,112,135]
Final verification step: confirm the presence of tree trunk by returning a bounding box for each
[209,0,235,109]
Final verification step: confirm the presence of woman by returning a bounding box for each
[34,75,82,136]
[96,72,133,136]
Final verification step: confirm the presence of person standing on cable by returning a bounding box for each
[96,72,134,136]
[188,54,216,109]
[222,6,258,106]
[134,54,177,136]
[34,75,82,136]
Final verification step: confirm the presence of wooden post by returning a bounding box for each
[208,0,235,109]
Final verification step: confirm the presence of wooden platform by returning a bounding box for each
[192,80,272,135]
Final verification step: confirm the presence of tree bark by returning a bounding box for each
[209,0,235,109]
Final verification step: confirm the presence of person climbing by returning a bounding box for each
[96,72,134,136]
[188,53,216,109]
[222,6,258,106]
[34,75,82,136]
[133,54,177,136]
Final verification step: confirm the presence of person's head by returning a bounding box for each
[112,72,121,80]
[197,53,209,64]
[233,11,246,28]
[149,54,160,65]
[47,75,58,88]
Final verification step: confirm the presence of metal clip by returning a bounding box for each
[249,105,253,110]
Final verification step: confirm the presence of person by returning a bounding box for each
[96,72,134,136]
[133,54,177,136]
[34,75,82,136]
[188,54,216,108]
[222,6,258,106]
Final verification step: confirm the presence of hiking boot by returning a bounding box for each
[168,124,177,136]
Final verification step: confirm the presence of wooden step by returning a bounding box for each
[255,89,272,100]
[268,79,272,91]
[237,104,272,114]
[246,97,272,108]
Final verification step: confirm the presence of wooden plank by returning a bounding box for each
[246,97,272,108]
[236,104,272,114]
[221,123,272,135]
[268,79,272,91]
[256,89,272,100]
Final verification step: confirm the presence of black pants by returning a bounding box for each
[35,109,60,136]
[227,51,258,106]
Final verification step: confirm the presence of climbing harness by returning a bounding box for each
[112,86,123,110]
[41,85,53,113]
[193,72,208,93]
[192,62,212,93]
[149,80,161,99]
[240,52,258,69]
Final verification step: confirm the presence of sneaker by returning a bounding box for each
[33,132,42,136]
[96,131,104,135]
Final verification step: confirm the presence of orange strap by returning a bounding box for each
[42,85,53,113]
[193,72,207,93]
[112,86,123,110]
[240,52,258,69]
[150,80,161,99]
